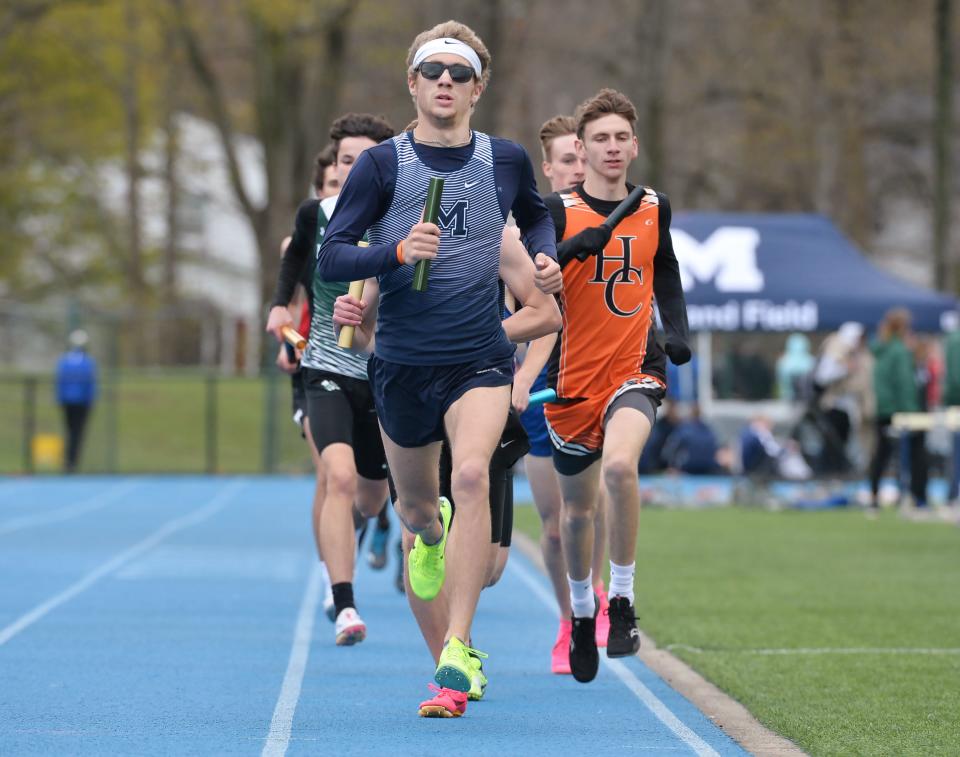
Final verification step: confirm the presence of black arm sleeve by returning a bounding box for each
[652,194,690,350]
[543,193,585,267]
[270,201,317,308]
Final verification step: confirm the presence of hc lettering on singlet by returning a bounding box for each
[588,235,644,317]
[436,200,469,238]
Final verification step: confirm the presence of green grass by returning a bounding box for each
[514,505,960,757]
[0,372,313,474]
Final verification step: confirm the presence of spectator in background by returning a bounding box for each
[811,322,864,472]
[662,404,719,474]
[739,415,782,476]
[868,308,917,513]
[740,415,811,480]
[942,312,960,408]
[55,329,98,473]
[916,335,943,410]
[776,333,815,401]
[846,328,876,468]
[942,312,960,504]
[909,337,938,508]
[638,401,679,474]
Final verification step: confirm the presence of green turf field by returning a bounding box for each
[0,372,312,474]
[514,505,960,757]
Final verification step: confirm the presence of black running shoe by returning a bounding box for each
[606,596,641,658]
[569,597,599,683]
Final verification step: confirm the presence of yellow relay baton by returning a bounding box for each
[337,241,369,349]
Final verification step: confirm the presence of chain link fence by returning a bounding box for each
[0,301,313,474]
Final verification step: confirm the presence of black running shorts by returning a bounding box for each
[303,367,388,481]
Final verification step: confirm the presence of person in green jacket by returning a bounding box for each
[868,308,918,511]
[942,313,960,407]
[941,312,960,503]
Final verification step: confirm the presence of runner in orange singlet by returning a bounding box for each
[542,89,690,683]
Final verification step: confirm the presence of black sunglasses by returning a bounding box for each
[417,61,475,84]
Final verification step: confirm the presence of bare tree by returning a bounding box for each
[121,0,146,362]
[172,0,356,319]
[934,0,954,290]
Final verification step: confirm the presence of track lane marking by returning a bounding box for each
[0,480,244,646]
[262,561,323,757]
[0,480,140,536]
[509,557,721,757]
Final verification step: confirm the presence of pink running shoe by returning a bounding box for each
[418,684,468,718]
[551,619,572,674]
[595,584,610,648]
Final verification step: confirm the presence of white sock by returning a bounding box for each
[568,572,595,618]
[319,560,330,585]
[609,561,635,604]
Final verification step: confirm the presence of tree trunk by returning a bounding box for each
[173,0,357,365]
[935,0,954,291]
[122,0,145,363]
[638,0,671,188]
[831,0,871,247]
[161,26,183,366]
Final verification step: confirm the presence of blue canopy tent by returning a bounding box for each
[664,213,958,412]
[671,213,957,333]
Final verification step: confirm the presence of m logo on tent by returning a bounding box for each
[672,227,764,292]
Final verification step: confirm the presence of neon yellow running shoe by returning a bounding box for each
[435,636,487,694]
[467,650,488,701]
[408,497,452,601]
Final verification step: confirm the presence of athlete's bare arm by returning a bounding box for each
[332,277,380,353]
[499,227,561,344]
[511,333,556,413]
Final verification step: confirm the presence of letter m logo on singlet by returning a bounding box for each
[437,200,469,238]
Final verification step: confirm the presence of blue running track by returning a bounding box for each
[0,477,749,756]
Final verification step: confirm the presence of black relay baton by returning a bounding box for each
[412,177,445,292]
[576,184,649,262]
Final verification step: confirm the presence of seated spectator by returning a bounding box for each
[741,415,812,480]
[740,417,780,476]
[662,405,719,474]
[638,401,679,474]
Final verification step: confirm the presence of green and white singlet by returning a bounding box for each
[300,195,370,379]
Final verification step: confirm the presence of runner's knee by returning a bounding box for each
[563,499,596,526]
[451,458,488,502]
[602,456,637,494]
[397,496,440,532]
[325,466,357,502]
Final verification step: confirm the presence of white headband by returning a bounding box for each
[412,37,482,78]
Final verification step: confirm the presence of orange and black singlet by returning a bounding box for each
[543,183,689,401]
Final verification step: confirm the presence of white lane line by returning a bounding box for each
[262,562,323,757]
[0,480,245,647]
[0,480,141,536]
[602,657,722,757]
[667,644,960,656]
[509,558,721,757]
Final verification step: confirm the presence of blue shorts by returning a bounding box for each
[368,354,514,448]
[519,367,552,457]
